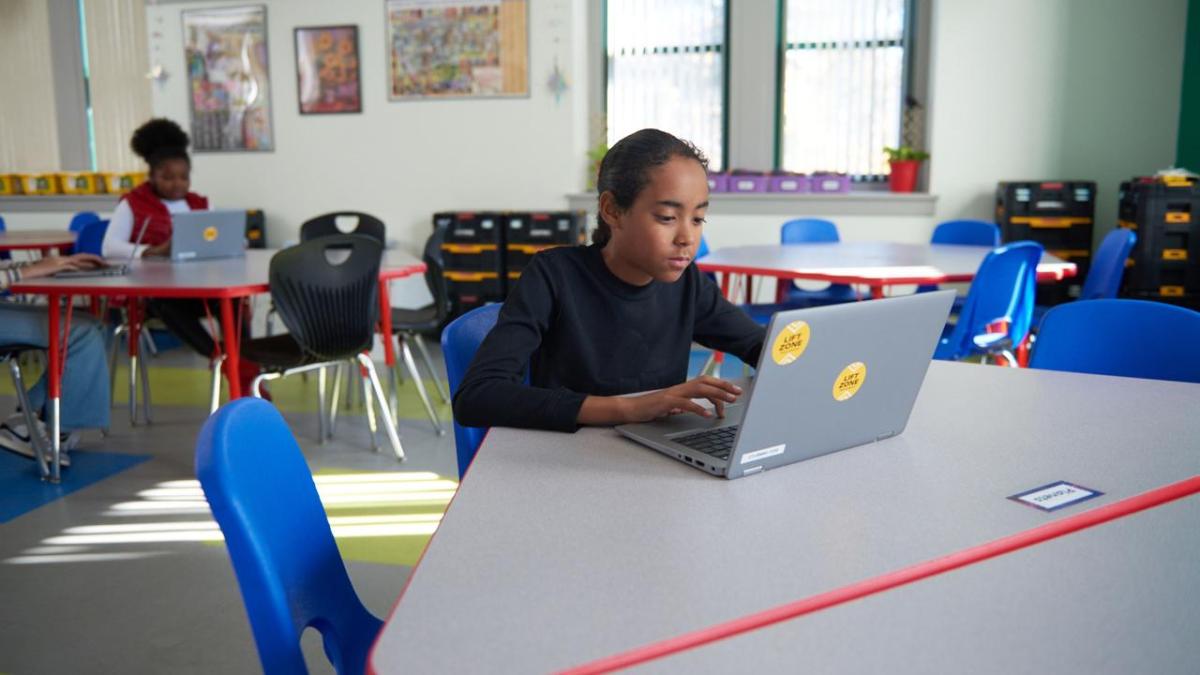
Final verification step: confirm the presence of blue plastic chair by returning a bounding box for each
[0,214,8,260]
[1031,228,1137,328]
[442,303,503,479]
[1030,299,1200,383]
[1078,228,1137,300]
[777,218,857,305]
[933,241,1044,364]
[918,220,1002,295]
[195,398,382,675]
[74,218,109,255]
[68,211,100,233]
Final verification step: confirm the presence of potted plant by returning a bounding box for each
[883,146,929,193]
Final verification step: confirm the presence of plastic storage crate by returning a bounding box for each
[1119,176,1200,307]
[996,180,1096,305]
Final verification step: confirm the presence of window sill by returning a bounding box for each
[566,191,937,217]
[0,194,119,213]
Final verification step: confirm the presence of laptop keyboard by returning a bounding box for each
[673,425,740,460]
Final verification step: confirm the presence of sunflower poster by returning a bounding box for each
[182,5,274,151]
[295,26,362,114]
[386,0,528,100]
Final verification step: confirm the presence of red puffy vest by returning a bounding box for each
[120,181,210,246]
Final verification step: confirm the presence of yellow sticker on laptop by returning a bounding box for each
[832,361,867,401]
[202,226,219,242]
[771,320,811,365]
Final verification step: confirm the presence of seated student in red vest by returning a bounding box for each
[102,118,263,395]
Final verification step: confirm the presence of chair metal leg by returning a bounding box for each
[250,372,279,398]
[108,323,126,404]
[138,332,154,424]
[400,339,444,435]
[358,353,405,461]
[316,366,328,445]
[128,354,139,426]
[411,332,449,404]
[7,358,51,481]
[343,359,357,410]
[209,355,226,414]
[360,364,378,451]
[264,306,276,336]
[328,362,342,440]
[143,329,159,356]
[388,361,400,420]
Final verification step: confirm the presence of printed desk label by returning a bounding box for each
[1008,481,1103,512]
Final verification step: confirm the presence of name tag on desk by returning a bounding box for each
[1008,481,1103,512]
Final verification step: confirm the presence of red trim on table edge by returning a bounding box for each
[696,261,1077,285]
[558,475,1200,675]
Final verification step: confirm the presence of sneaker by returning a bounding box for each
[0,413,71,467]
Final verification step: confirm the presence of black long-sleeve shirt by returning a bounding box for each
[453,244,765,432]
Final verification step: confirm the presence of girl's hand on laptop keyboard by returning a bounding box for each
[621,376,743,422]
[22,253,106,279]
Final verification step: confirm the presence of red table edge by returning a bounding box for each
[696,261,1077,287]
[558,475,1200,674]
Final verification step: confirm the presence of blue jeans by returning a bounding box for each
[1,303,111,431]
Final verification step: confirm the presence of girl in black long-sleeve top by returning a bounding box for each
[454,129,765,432]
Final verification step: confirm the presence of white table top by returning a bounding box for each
[369,362,1200,673]
[9,248,423,298]
[638,493,1200,674]
[697,242,1076,285]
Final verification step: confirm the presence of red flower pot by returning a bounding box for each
[888,159,921,192]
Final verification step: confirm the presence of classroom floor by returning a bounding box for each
[0,345,458,675]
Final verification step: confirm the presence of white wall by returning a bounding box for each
[927,0,1187,243]
[145,0,589,305]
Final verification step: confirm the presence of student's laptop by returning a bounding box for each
[615,290,956,479]
[169,209,246,262]
[55,216,151,278]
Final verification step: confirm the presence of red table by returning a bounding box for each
[11,248,424,479]
[697,242,1076,302]
[0,229,77,255]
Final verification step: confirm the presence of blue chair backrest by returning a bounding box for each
[781,218,839,244]
[697,235,710,259]
[195,398,381,675]
[0,215,7,260]
[1079,228,1136,300]
[939,241,1044,359]
[75,219,109,256]
[1030,299,1200,382]
[931,219,1001,247]
[442,303,502,479]
[68,211,100,233]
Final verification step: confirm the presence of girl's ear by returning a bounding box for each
[598,191,623,231]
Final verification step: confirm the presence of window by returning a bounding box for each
[605,0,727,170]
[779,0,908,179]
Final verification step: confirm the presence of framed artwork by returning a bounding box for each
[295,25,362,114]
[183,5,274,151]
[385,0,529,101]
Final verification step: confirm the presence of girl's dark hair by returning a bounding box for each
[594,128,708,247]
[131,118,191,170]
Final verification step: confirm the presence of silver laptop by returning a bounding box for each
[616,290,956,479]
[55,215,151,278]
[170,209,246,262]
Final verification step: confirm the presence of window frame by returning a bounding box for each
[773,0,917,182]
[600,0,732,171]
